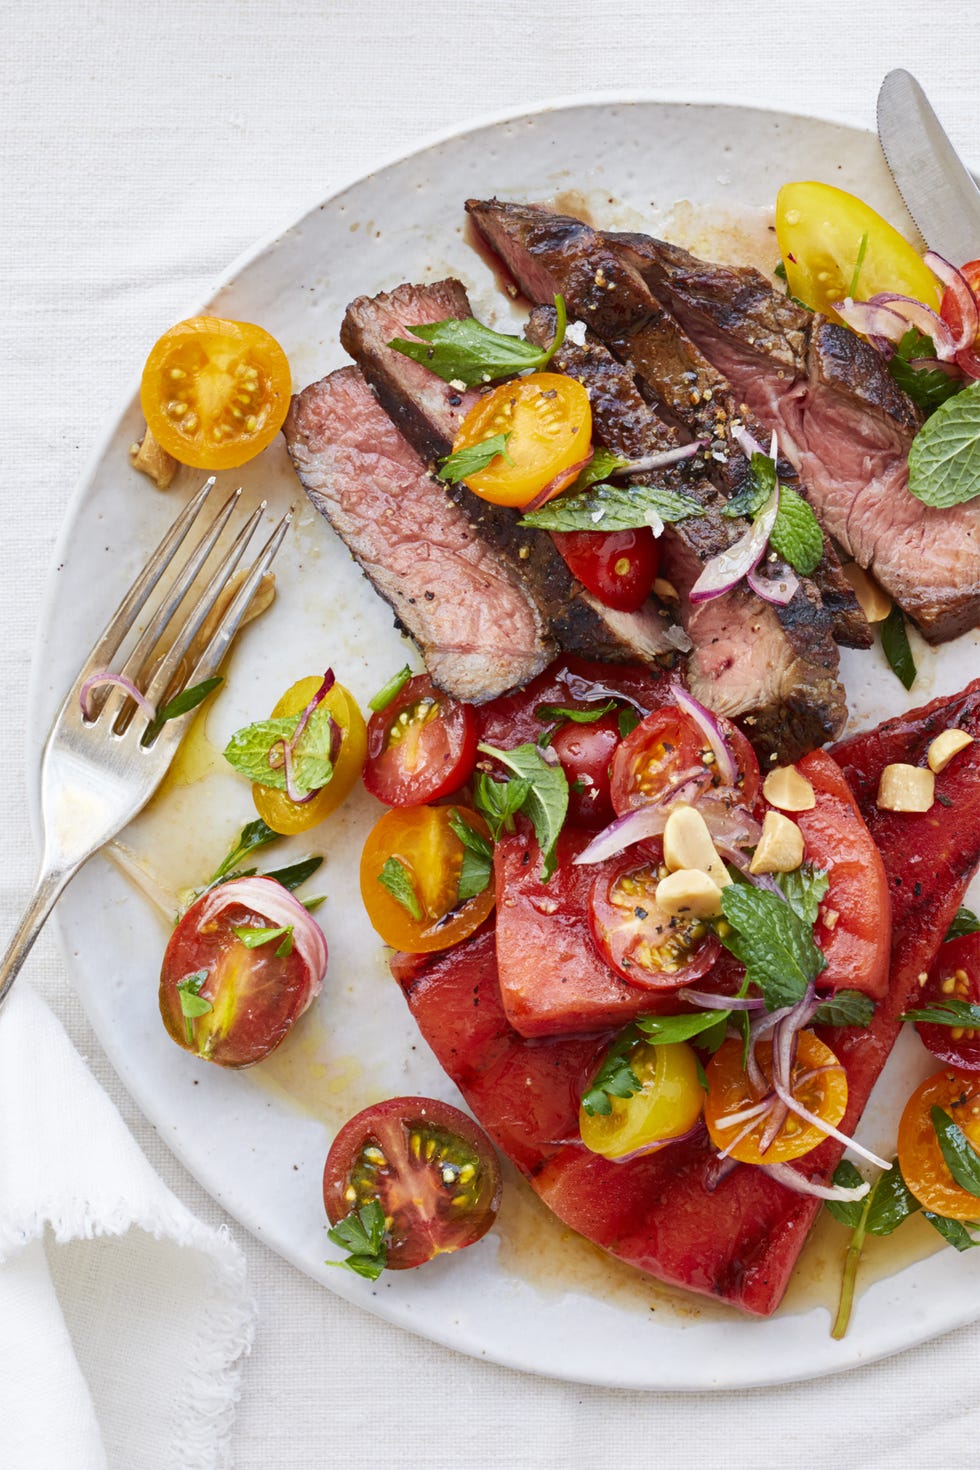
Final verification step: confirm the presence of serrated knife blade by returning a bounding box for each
[877,69,980,265]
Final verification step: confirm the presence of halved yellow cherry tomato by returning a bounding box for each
[140,316,292,470]
[704,1031,848,1166]
[898,1069,980,1220]
[775,182,942,323]
[450,372,592,508]
[579,1038,704,1161]
[253,676,366,835]
[359,805,495,952]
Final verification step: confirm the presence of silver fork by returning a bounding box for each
[0,477,291,1014]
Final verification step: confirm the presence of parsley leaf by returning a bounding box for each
[931,1107,980,1197]
[635,1010,732,1046]
[261,855,323,893]
[224,707,336,796]
[774,862,829,926]
[388,294,567,389]
[722,451,775,519]
[888,329,966,416]
[144,675,223,742]
[448,808,493,903]
[377,856,422,921]
[326,1199,388,1281]
[520,479,703,533]
[472,771,532,842]
[368,665,412,712]
[718,883,826,1011]
[581,1026,643,1117]
[947,906,980,941]
[908,379,980,508]
[437,432,513,484]
[176,970,211,1045]
[812,990,875,1029]
[769,483,823,575]
[477,743,569,881]
[879,604,916,690]
[902,997,980,1029]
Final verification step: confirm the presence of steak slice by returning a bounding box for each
[610,231,980,644]
[282,365,554,702]
[394,678,980,1315]
[525,305,847,757]
[339,279,683,668]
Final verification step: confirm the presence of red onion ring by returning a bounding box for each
[79,671,156,721]
[616,441,706,476]
[688,480,779,602]
[747,562,799,606]
[572,802,674,865]
[864,293,958,360]
[522,455,595,513]
[704,1154,739,1192]
[769,1070,890,1170]
[833,297,908,344]
[607,1119,705,1165]
[923,251,979,354]
[196,876,327,1007]
[677,987,764,1012]
[668,684,737,788]
[760,1161,871,1203]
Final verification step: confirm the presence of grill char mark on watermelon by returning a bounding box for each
[394,678,980,1315]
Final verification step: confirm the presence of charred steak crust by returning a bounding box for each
[282,365,555,702]
[339,278,682,668]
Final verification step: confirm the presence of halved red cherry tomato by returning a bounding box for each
[940,258,980,379]
[551,527,660,612]
[549,713,620,826]
[323,1097,502,1269]
[159,877,326,1067]
[704,1032,848,1165]
[360,805,495,951]
[363,674,476,807]
[476,655,668,749]
[915,932,980,1072]
[610,703,760,815]
[140,316,292,470]
[589,854,721,991]
[449,372,592,508]
[898,1069,980,1219]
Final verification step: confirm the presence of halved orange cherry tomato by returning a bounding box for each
[609,704,760,815]
[359,805,495,951]
[704,1032,848,1165]
[898,1069,980,1220]
[775,182,942,323]
[253,676,367,835]
[140,316,292,470]
[450,372,592,508]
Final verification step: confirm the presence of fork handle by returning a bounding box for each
[0,865,78,1015]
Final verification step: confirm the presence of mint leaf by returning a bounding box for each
[879,604,916,690]
[368,665,412,713]
[224,707,336,796]
[176,969,211,1046]
[581,1026,642,1117]
[568,447,632,491]
[908,380,980,507]
[448,809,493,904]
[903,998,980,1028]
[718,884,826,1011]
[144,675,223,741]
[635,1010,732,1045]
[478,742,569,881]
[326,1199,388,1281]
[261,855,323,892]
[924,1212,980,1251]
[866,1160,920,1236]
[388,294,567,389]
[813,990,875,1028]
[825,1160,868,1229]
[722,451,775,519]
[769,483,823,575]
[520,479,703,533]
[472,771,532,842]
[438,432,513,484]
[888,329,966,416]
[946,906,980,941]
[233,923,292,950]
[931,1107,980,1197]
[774,862,829,926]
[377,856,422,921]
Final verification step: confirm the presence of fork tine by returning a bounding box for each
[78,476,218,684]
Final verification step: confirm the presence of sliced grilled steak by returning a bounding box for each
[466,197,847,758]
[339,280,683,668]
[526,306,846,756]
[283,365,554,702]
[609,231,980,643]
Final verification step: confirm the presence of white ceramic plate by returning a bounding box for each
[30,98,980,1389]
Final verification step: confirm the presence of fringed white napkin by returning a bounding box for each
[0,984,255,1470]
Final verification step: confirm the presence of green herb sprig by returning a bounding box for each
[388,295,568,388]
[326,1199,388,1281]
[477,742,569,881]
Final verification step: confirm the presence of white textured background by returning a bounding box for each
[3,3,980,1465]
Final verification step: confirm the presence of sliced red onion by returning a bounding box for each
[864,293,958,359]
[608,1119,705,1165]
[715,1108,774,1161]
[712,1098,774,1132]
[688,481,779,603]
[760,1161,871,1203]
[908,356,962,377]
[79,671,157,721]
[572,802,674,865]
[704,1154,739,1192]
[747,561,799,606]
[522,455,594,513]
[715,841,783,895]
[731,425,765,460]
[677,987,764,1012]
[770,1070,889,1170]
[868,332,898,360]
[616,441,706,476]
[694,799,762,848]
[196,876,327,1005]
[833,296,909,344]
[923,251,979,353]
[669,683,737,787]
[267,669,338,804]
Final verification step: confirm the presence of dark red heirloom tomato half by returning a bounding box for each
[940,258,980,379]
[159,876,327,1067]
[363,674,477,807]
[475,655,669,750]
[549,713,620,826]
[915,931,980,1071]
[610,703,760,815]
[589,853,721,991]
[323,1097,502,1269]
[550,527,660,613]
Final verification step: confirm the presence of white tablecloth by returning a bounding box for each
[4,2,980,1464]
